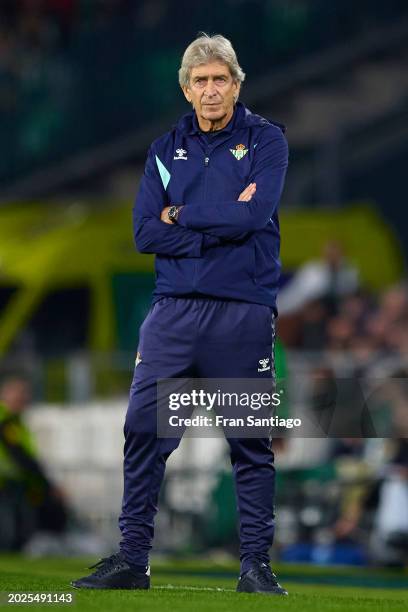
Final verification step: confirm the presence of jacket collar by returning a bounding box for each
[176,101,285,136]
[177,102,248,136]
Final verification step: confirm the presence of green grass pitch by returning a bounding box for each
[0,556,407,611]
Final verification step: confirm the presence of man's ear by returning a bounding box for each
[182,86,192,104]
[233,80,241,103]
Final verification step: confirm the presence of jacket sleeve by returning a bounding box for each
[177,126,288,240]
[134,147,221,257]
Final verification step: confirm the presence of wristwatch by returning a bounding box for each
[168,205,180,223]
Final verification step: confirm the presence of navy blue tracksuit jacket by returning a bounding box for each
[120,102,288,574]
[133,101,288,312]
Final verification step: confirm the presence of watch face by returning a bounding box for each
[169,206,178,221]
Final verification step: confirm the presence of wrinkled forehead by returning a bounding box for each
[189,60,232,81]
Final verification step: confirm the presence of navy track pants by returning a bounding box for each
[119,296,276,572]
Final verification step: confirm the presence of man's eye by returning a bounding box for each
[215,77,226,83]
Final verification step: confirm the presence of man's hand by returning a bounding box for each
[161,206,173,224]
[238,183,256,202]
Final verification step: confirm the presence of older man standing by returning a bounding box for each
[72,33,288,595]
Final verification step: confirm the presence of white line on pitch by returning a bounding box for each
[153,584,235,593]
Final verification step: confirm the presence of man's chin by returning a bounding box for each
[202,108,225,121]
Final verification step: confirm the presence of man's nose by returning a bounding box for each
[204,79,217,97]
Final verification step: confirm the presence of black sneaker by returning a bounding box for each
[237,561,288,595]
[71,552,150,590]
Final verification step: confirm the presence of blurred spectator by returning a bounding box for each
[275,244,408,565]
[333,439,408,566]
[332,439,376,543]
[372,439,408,567]
[0,374,68,551]
[277,240,359,316]
[46,0,77,45]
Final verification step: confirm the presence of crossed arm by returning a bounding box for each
[160,181,257,242]
[134,127,288,256]
[160,183,256,223]
[133,153,256,258]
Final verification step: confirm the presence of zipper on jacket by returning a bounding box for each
[203,151,210,201]
[193,150,210,289]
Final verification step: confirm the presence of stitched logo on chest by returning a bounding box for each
[230,144,248,160]
[174,148,188,160]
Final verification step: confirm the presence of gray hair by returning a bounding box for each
[178,33,246,89]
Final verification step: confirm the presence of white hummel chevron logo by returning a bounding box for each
[174,148,187,160]
[258,357,270,372]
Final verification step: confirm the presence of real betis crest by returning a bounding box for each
[230,143,248,160]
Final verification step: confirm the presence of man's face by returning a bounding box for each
[182,61,240,126]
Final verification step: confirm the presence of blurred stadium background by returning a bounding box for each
[0,0,408,574]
